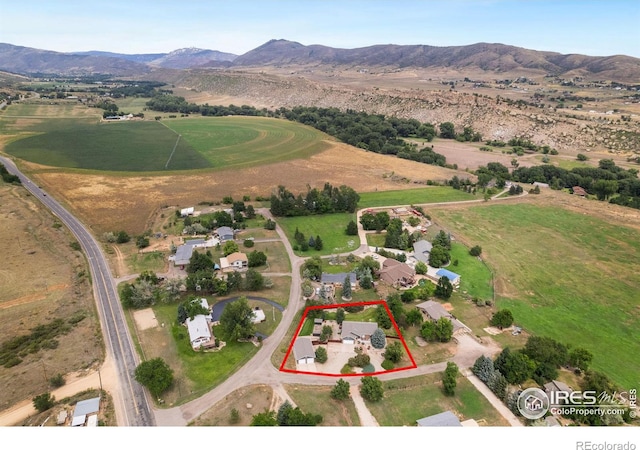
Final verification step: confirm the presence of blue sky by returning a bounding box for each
[1,0,638,57]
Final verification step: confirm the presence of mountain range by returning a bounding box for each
[1,39,639,82]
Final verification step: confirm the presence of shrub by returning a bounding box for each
[469,245,482,257]
[243,239,255,248]
[370,328,386,349]
[340,364,354,374]
[49,373,65,388]
[33,393,55,412]
[381,359,395,370]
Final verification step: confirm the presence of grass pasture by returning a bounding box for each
[366,373,509,426]
[358,186,475,208]
[277,213,359,256]
[431,203,640,389]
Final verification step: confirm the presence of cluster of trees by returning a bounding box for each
[511,159,640,208]
[181,206,253,235]
[250,401,323,426]
[434,276,454,299]
[176,296,210,324]
[420,317,453,342]
[292,227,323,251]
[219,297,255,341]
[146,94,270,117]
[121,271,183,309]
[185,250,270,294]
[429,230,452,268]
[0,163,20,184]
[270,183,360,216]
[437,122,482,143]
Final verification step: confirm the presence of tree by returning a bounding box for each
[219,297,255,340]
[435,276,453,299]
[370,328,386,349]
[420,320,436,341]
[522,336,568,368]
[247,250,267,267]
[593,179,618,200]
[494,348,535,384]
[360,376,384,402]
[244,269,265,291]
[345,220,358,236]
[135,235,150,249]
[439,122,456,139]
[134,357,174,398]
[186,250,213,274]
[116,230,130,244]
[359,270,373,289]
[433,230,452,250]
[245,205,256,219]
[330,379,351,400]
[376,305,392,329]
[472,355,495,384]
[406,308,423,326]
[415,261,427,275]
[434,317,453,342]
[277,402,323,426]
[33,393,55,412]
[223,240,239,256]
[315,346,328,363]
[342,275,352,299]
[301,256,323,280]
[442,362,459,396]
[250,410,277,426]
[384,341,403,363]
[490,309,514,329]
[469,245,482,257]
[314,235,323,250]
[429,245,450,268]
[568,347,593,372]
[264,219,276,230]
[319,325,333,343]
[336,308,345,325]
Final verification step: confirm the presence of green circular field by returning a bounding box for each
[4,116,329,172]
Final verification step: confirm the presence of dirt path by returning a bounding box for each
[464,371,523,427]
[349,384,379,426]
[111,245,127,278]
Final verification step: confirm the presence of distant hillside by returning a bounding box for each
[232,39,640,82]
[1,40,639,82]
[0,43,150,76]
[147,47,237,69]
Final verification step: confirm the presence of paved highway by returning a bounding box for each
[0,156,154,426]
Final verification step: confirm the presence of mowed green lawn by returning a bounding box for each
[432,203,640,389]
[277,213,360,256]
[163,116,330,169]
[358,186,476,208]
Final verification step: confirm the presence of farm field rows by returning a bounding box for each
[430,202,640,389]
[2,106,331,172]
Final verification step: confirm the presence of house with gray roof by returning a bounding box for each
[293,337,315,364]
[416,410,462,427]
[216,226,235,242]
[171,244,194,267]
[412,240,432,264]
[416,300,470,335]
[186,314,212,349]
[340,321,379,344]
[320,272,356,288]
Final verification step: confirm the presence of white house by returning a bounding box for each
[293,337,315,364]
[186,315,212,349]
[219,252,248,272]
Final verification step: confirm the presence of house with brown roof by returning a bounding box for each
[572,186,587,197]
[219,252,248,272]
[377,258,415,288]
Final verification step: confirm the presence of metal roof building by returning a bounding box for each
[71,397,100,427]
[416,411,462,427]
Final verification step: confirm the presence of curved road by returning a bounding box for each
[0,156,154,427]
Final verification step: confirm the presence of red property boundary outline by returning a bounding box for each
[279,300,418,377]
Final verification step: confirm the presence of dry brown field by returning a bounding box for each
[22,141,471,235]
[0,183,103,411]
[189,384,274,426]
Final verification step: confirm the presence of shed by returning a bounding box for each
[416,411,462,427]
[71,397,100,427]
[293,338,315,364]
[435,268,461,287]
[572,186,587,197]
[252,307,266,324]
[180,207,194,217]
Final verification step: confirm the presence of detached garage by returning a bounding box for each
[293,338,315,365]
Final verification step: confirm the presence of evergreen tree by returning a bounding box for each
[342,275,352,299]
